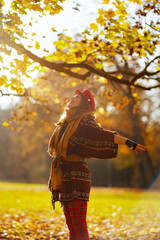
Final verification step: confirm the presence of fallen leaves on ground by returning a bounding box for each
[0,209,159,239]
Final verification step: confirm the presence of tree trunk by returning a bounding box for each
[127,86,155,187]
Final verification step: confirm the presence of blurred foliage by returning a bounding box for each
[0,70,159,187]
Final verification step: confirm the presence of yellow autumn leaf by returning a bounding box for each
[32,78,40,83]
[124,56,129,60]
[71,81,77,87]
[96,15,106,26]
[51,27,56,32]
[60,72,66,76]
[54,39,70,50]
[53,98,61,104]
[117,74,123,79]
[96,77,108,83]
[32,112,37,116]
[129,0,142,4]
[132,92,138,98]
[95,63,103,69]
[111,41,119,48]
[2,121,10,127]
[104,9,115,19]
[90,23,98,32]
[0,0,4,7]
[100,30,105,35]
[0,56,3,62]
[139,48,147,57]
[102,0,110,4]
[98,107,105,115]
[72,68,81,73]
[35,41,40,50]
[65,36,72,41]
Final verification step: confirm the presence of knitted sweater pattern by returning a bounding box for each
[50,115,118,203]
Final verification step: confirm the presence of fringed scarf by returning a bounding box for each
[48,108,95,158]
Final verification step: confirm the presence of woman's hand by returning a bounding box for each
[125,139,147,155]
[114,135,147,155]
[130,144,147,155]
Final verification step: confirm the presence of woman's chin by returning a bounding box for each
[66,103,79,109]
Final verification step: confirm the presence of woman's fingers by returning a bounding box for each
[136,144,147,151]
[134,144,147,155]
[138,144,147,148]
[129,144,147,155]
[134,149,139,155]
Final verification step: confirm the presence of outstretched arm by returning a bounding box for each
[114,134,147,155]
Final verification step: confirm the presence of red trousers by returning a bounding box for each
[63,199,89,240]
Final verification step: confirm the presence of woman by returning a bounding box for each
[48,89,147,240]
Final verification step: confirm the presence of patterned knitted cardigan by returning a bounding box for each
[67,115,118,159]
[48,114,118,208]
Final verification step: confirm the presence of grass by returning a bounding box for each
[0,181,160,239]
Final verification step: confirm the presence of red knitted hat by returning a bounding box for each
[75,89,95,111]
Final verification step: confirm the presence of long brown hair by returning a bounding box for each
[58,93,94,124]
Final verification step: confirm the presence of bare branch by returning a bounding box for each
[0,89,27,97]
[145,21,160,33]
[134,84,160,90]
[102,70,136,76]
[146,70,160,76]
[143,76,160,81]
[130,55,160,84]
[144,55,160,71]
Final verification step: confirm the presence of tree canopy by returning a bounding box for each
[0,0,160,100]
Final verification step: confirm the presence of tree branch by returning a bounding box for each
[143,76,160,81]
[134,84,160,90]
[0,89,27,97]
[130,55,160,84]
[102,70,137,76]
[0,31,92,80]
[145,70,160,76]
[145,22,160,33]
[144,55,160,71]
[1,30,160,91]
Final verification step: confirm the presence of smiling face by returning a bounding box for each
[67,94,82,108]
